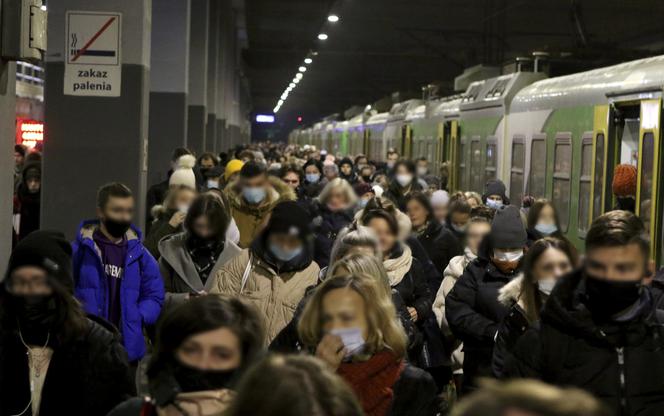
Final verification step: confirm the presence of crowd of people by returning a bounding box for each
[1,141,661,416]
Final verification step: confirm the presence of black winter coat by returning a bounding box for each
[311,203,355,268]
[504,269,664,416]
[384,181,423,211]
[445,240,521,391]
[389,365,439,416]
[145,178,170,230]
[0,317,134,416]
[144,209,181,259]
[492,303,530,379]
[416,221,463,288]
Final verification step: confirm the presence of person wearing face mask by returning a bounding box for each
[302,159,326,199]
[309,179,357,268]
[298,273,438,416]
[384,160,423,211]
[353,182,375,211]
[446,195,472,241]
[430,190,450,225]
[339,157,359,185]
[0,231,134,416]
[492,237,577,378]
[13,161,42,243]
[280,163,305,199]
[108,295,265,416]
[225,161,296,248]
[446,205,527,393]
[211,201,319,344]
[145,185,198,259]
[223,159,244,188]
[197,152,218,177]
[323,160,340,182]
[525,199,567,245]
[73,183,165,363]
[202,165,223,191]
[415,157,429,178]
[158,193,242,309]
[385,150,399,173]
[359,164,374,184]
[434,212,492,386]
[147,149,193,227]
[505,212,664,415]
[482,179,509,211]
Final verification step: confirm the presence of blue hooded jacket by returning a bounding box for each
[72,220,164,361]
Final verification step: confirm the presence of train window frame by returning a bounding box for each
[485,136,498,184]
[510,135,526,204]
[592,132,605,220]
[553,133,573,233]
[459,136,467,191]
[470,136,483,193]
[578,134,594,237]
[528,134,547,199]
[639,132,655,234]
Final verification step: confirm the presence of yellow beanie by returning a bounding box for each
[225,159,244,181]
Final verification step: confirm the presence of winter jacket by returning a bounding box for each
[504,269,664,416]
[492,276,531,379]
[0,316,134,416]
[72,221,165,361]
[384,180,423,211]
[302,178,327,199]
[210,237,319,344]
[107,391,234,416]
[415,221,463,288]
[311,202,355,268]
[433,248,476,374]
[389,365,439,416]
[526,227,567,247]
[144,209,181,259]
[445,239,522,391]
[158,232,242,308]
[145,177,170,230]
[225,176,296,248]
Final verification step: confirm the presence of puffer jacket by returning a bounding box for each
[504,269,664,416]
[210,236,319,344]
[225,176,296,248]
[72,221,165,361]
[445,239,522,392]
[158,232,242,308]
[311,202,355,268]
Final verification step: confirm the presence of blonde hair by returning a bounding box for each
[298,273,408,359]
[327,254,390,296]
[318,177,358,206]
[329,226,381,264]
[464,191,482,206]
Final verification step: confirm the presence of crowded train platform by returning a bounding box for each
[2,1,664,416]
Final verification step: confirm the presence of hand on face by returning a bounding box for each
[316,333,346,371]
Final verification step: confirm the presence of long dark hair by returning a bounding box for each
[405,191,434,222]
[185,192,231,240]
[521,237,578,322]
[147,295,265,379]
[526,199,561,232]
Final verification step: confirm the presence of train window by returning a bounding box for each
[510,137,525,204]
[528,136,547,198]
[485,78,510,99]
[470,138,482,193]
[639,132,655,233]
[578,136,593,235]
[592,133,605,220]
[553,134,572,232]
[485,138,497,183]
[459,138,467,191]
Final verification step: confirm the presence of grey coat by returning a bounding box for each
[158,232,242,308]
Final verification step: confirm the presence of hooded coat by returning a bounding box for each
[13,161,41,242]
[504,269,664,416]
[72,221,165,361]
[158,232,242,308]
[210,234,319,344]
[444,238,523,391]
[225,176,296,248]
[338,157,358,185]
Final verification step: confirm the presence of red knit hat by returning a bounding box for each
[612,164,637,197]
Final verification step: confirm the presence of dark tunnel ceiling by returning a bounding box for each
[244,0,664,125]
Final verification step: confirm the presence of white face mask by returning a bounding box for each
[395,174,413,187]
[486,199,504,210]
[206,179,219,189]
[417,166,428,176]
[493,249,523,262]
[538,277,557,295]
[177,203,189,214]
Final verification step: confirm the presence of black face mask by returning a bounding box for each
[102,217,131,238]
[173,362,237,393]
[188,234,218,249]
[584,274,642,320]
[362,175,372,183]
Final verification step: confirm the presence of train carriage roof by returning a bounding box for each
[431,96,462,119]
[388,99,424,122]
[511,54,664,112]
[405,104,427,122]
[366,112,389,126]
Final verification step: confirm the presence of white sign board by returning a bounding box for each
[64,11,122,97]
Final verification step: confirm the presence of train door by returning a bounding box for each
[364,129,370,156]
[400,124,411,158]
[448,120,459,191]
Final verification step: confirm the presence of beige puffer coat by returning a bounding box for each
[210,248,319,344]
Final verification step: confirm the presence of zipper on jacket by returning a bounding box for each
[616,347,627,415]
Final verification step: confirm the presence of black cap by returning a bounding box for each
[204,165,224,179]
[264,201,312,239]
[22,161,41,182]
[6,230,74,292]
[490,206,527,248]
[240,160,266,178]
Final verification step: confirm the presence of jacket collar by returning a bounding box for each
[76,220,142,261]
[250,231,313,274]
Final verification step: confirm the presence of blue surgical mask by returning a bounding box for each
[269,242,302,262]
[207,180,219,189]
[305,173,320,184]
[486,199,504,210]
[358,199,368,208]
[535,222,558,236]
[451,223,466,233]
[243,187,266,204]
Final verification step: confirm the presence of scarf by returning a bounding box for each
[383,245,413,287]
[464,246,477,263]
[337,351,405,416]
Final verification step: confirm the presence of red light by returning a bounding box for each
[297,116,303,123]
[16,119,44,148]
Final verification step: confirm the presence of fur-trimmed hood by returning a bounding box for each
[354,206,412,241]
[225,176,296,215]
[498,274,524,307]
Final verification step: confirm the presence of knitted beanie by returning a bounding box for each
[224,159,245,181]
[169,154,197,189]
[490,205,527,248]
[612,164,637,197]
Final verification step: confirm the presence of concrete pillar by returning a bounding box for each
[148,0,191,187]
[43,0,151,237]
[186,0,209,155]
[215,0,232,153]
[0,61,16,268]
[205,0,220,152]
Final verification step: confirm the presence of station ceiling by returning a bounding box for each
[243,0,664,138]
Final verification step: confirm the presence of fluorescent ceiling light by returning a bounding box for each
[318,33,328,41]
[304,58,313,64]
[298,66,307,72]
[327,15,339,23]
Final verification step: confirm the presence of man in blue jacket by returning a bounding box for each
[73,182,164,362]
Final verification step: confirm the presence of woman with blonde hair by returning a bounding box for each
[310,177,357,268]
[298,274,438,416]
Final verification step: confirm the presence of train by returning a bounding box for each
[289,55,664,263]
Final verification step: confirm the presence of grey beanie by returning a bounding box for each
[490,205,527,248]
[483,179,509,204]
